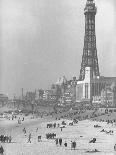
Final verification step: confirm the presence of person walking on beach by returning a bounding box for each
[18,117,21,124]
[23,128,26,133]
[0,145,4,155]
[71,141,76,150]
[23,128,26,136]
[36,128,38,132]
[55,138,58,146]
[73,141,76,150]
[27,133,31,143]
[71,141,73,150]
[22,117,24,121]
[114,144,116,151]
[59,138,62,146]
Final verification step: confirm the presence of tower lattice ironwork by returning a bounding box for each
[79,0,100,81]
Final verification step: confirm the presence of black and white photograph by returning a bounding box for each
[0,0,116,154]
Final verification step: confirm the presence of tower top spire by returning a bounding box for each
[86,0,95,5]
[84,0,97,15]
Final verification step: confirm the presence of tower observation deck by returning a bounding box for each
[79,0,100,81]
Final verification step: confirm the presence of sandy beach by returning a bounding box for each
[0,114,116,155]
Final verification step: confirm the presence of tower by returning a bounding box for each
[76,0,116,105]
[79,0,100,81]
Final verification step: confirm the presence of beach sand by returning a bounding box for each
[0,115,116,155]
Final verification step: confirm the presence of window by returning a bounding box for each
[85,83,89,99]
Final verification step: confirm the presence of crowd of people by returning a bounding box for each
[0,135,12,143]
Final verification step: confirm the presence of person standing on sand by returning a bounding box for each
[0,145,4,155]
[9,135,12,143]
[114,144,116,151]
[23,128,26,136]
[73,141,76,150]
[59,138,62,146]
[36,128,38,132]
[71,141,73,150]
[27,133,31,143]
[64,141,67,147]
[55,138,58,146]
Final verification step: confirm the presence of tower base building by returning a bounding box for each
[76,68,116,107]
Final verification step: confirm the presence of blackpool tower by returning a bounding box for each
[79,0,100,81]
[76,0,116,105]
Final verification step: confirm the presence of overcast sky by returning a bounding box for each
[1,0,116,97]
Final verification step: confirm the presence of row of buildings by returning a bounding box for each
[37,76,116,107]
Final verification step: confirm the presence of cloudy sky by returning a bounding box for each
[1,0,116,97]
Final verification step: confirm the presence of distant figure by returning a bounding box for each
[12,115,14,120]
[114,144,116,151]
[59,138,62,146]
[64,141,67,147]
[61,127,62,132]
[71,141,73,150]
[36,128,38,132]
[89,138,96,143]
[23,128,26,136]
[18,117,21,124]
[86,149,99,153]
[9,135,12,143]
[55,138,58,146]
[27,133,31,143]
[73,141,76,150]
[38,136,41,142]
[100,129,105,132]
[0,145,4,155]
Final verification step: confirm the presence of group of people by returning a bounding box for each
[18,117,24,124]
[46,133,56,139]
[55,138,77,150]
[0,135,12,143]
[94,119,116,125]
[94,124,101,128]
[46,123,57,128]
[55,138,62,146]
[100,129,113,134]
